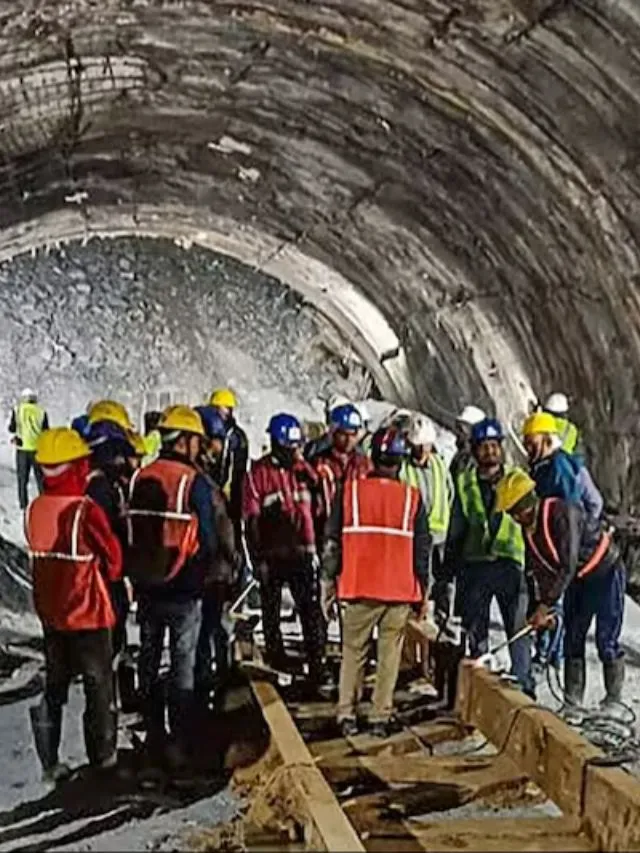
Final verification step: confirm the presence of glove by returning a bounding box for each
[320,578,337,622]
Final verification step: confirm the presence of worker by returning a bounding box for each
[126,405,217,773]
[543,392,583,455]
[142,411,163,466]
[243,413,325,686]
[194,407,242,697]
[522,412,603,523]
[9,388,49,510]
[26,428,122,782]
[304,392,350,462]
[355,401,374,456]
[495,469,626,722]
[71,401,94,439]
[208,388,249,543]
[312,403,372,552]
[521,410,603,671]
[440,418,534,697]
[129,432,147,470]
[449,405,486,479]
[401,413,453,593]
[320,427,430,737]
[85,400,136,661]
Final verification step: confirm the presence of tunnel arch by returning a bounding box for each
[1,1,640,508]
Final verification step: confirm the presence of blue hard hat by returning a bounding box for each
[71,413,91,438]
[371,427,409,462]
[87,420,135,456]
[195,405,227,440]
[267,413,303,447]
[329,404,363,433]
[471,417,505,445]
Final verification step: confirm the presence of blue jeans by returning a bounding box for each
[195,591,229,686]
[456,560,534,696]
[138,597,202,741]
[564,562,625,662]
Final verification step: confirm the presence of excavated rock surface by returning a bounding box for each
[0,1,638,509]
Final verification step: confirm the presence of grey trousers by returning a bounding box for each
[17,449,43,510]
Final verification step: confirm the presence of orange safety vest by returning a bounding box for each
[26,495,115,631]
[526,497,612,580]
[126,458,200,586]
[339,477,422,603]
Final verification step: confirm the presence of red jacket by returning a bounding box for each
[25,459,122,631]
[313,449,372,532]
[243,455,317,561]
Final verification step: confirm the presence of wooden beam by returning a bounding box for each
[250,679,366,852]
[456,661,640,851]
[410,817,595,852]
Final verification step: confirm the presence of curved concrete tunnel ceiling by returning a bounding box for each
[1,1,640,508]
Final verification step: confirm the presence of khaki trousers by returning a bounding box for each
[337,600,411,724]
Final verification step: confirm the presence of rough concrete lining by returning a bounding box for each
[0,1,639,508]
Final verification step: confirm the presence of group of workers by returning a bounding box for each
[8,382,626,783]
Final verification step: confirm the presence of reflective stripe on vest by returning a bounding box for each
[16,402,45,452]
[401,456,449,535]
[339,477,421,602]
[126,466,193,528]
[27,498,95,562]
[343,477,414,538]
[457,467,525,565]
[527,497,611,580]
[555,417,579,454]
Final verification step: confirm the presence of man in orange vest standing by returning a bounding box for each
[321,427,431,737]
[25,428,123,782]
[126,406,217,776]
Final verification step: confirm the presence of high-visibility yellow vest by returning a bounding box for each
[400,455,450,536]
[16,402,46,452]
[457,467,525,566]
[142,430,162,467]
[554,416,579,454]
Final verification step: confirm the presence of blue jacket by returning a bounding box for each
[531,450,603,523]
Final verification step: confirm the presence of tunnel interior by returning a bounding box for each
[1,0,640,510]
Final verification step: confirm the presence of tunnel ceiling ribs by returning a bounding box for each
[0,0,640,505]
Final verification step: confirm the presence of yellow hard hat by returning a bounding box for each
[129,431,146,456]
[495,469,537,513]
[88,399,133,432]
[36,427,91,466]
[522,411,558,437]
[209,388,237,409]
[159,405,205,437]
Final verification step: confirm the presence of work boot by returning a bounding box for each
[600,658,625,716]
[43,763,72,785]
[562,658,586,726]
[339,718,359,737]
[30,700,64,780]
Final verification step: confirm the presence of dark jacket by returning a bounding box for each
[321,470,431,590]
[524,497,619,608]
[221,420,249,531]
[531,450,603,524]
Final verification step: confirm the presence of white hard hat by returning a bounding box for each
[355,402,371,425]
[409,414,437,447]
[21,388,37,401]
[457,405,486,426]
[544,392,569,415]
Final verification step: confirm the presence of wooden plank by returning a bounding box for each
[456,662,640,852]
[410,816,596,852]
[250,679,366,852]
[582,762,640,851]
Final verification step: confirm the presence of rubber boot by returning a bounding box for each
[600,657,625,717]
[29,700,70,783]
[562,658,586,726]
[83,708,118,769]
